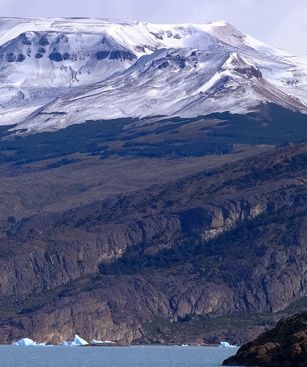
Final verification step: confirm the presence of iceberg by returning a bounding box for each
[71,335,88,346]
[62,335,88,346]
[92,340,103,345]
[220,341,237,348]
[92,339,116,345]
[14,338,46,346]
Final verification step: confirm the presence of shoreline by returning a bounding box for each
[1,343,238,348]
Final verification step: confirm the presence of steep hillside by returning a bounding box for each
[0,138,305,345]
[0,17,306,346]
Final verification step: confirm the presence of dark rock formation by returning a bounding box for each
[223,312,307,367]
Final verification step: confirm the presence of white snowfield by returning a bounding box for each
[0,17,306,132]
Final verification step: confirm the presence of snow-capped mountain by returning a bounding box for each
[0,17,306,132]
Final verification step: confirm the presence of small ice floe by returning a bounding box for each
[62,335,88,346]
[92,339,116,345]
[220,341,237,348]
[13,338,46,346]
[181,344,189,347]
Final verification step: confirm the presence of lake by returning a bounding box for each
[0,345,240,367]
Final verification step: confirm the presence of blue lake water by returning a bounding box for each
[0,345,240,367]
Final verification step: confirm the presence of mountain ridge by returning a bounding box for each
[0,17,306,131]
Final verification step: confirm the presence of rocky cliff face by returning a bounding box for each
[0,142,306,344]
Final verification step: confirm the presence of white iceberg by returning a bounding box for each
[62,335,88,346]
[220,341,237,348]
[92,339,103,345]
[71,335,88,346]
[92,339,116,345]
[14,338,46,346]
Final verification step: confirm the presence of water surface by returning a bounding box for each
[0,345,240,367]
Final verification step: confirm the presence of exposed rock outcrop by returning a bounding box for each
[0,143,306,344]
[223,312,307,367]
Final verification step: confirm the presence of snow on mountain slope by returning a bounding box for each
[19,48,306,132]
[0,18,157,115]
[0,17,306,131]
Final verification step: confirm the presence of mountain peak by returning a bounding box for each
[0,17,306,131]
